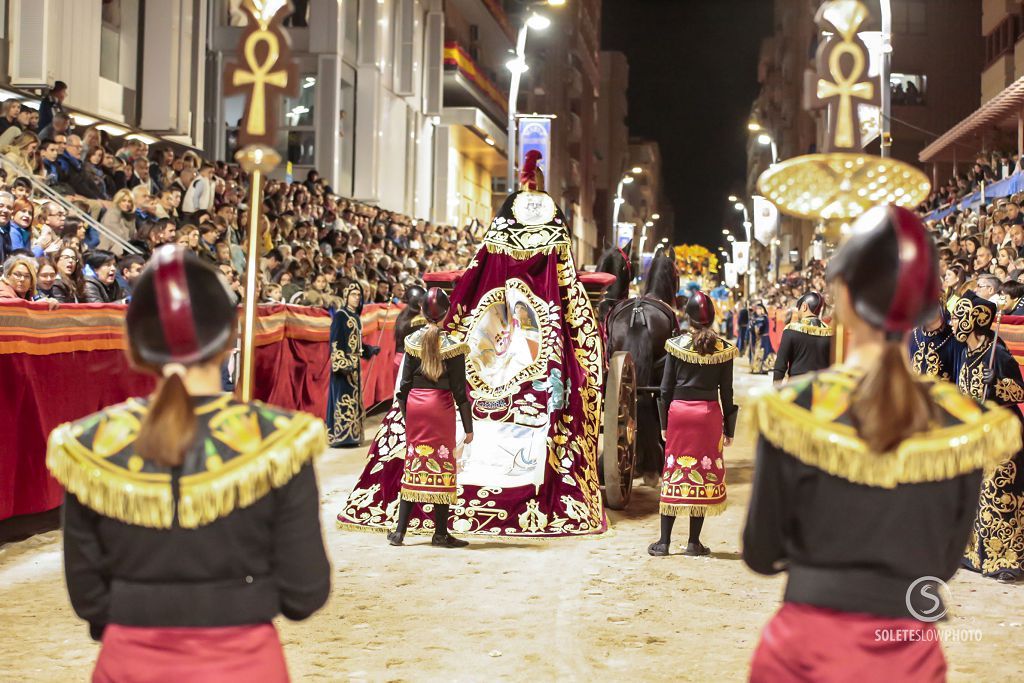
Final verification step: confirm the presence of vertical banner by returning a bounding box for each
[616,222,634,249]
[724,262,738,288]
[752,195,779,246]
[518,117,551,176]
[733,241,750,274]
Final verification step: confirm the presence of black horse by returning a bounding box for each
[596,240,632,322]
[602,248,679,485]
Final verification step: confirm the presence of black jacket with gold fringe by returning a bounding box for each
[772,316,833,382]
[46,395,331,640]
[659,333,739,437]
[743,367,1021,619]
[397,328,472,429]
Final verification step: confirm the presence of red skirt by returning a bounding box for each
[401,388,458,504]
[750,603,947,683]
[660,399,726,516]
[93,623,288,683]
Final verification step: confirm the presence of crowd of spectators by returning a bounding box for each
[920,150,1022,213]
[0,82,478,312]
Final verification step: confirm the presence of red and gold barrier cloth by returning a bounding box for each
[358,303,403,408]
[0,301,332,521]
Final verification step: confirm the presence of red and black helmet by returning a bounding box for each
[126,246,236,367]
[825,204,940,335]
[796,291,825,316]
[685,290,716,327]
[423,287,450,324]
[404,285,426,311]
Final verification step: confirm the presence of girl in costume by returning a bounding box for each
[744,206,1019,680]
[47,246,331,682]
[649,291,738,557]
[327,283,379,447]
[388,287,474,548]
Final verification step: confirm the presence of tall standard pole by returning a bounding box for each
[879,0,893,158]
[506,25,530,192]
[238,167,264,402]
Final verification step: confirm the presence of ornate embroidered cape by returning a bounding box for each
[46,395,327,529]
[339,190,607,537]
[755,367,1020,489]
[665,334,738,365]
[403,328,469,359]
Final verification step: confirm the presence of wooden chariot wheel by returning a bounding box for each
[601,351,637,510]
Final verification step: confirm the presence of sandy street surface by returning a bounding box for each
[2,364,1023,682]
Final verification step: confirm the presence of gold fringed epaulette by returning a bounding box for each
[404,329,469,359]
[665,335,739,365]
[786,322,834,337]
[755,387,1021,489]
[177,412,326,529]
[411,315,427,327]
[47,423,175,529]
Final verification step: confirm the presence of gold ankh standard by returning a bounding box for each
[812,0,878,152]
[233,29,289,138]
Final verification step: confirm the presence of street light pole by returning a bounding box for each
[506,23,531,192]
[611,173,634,235]
[879,0,893,158]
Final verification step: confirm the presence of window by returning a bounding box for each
[892,0,927,36]
[224,72,318,167]
[100,0,123,81]
[890,73,927,105]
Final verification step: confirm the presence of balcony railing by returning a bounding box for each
[443,42,508,119]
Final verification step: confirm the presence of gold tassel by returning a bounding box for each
[786,322,834,337]
[660,502,728,517]
[177,414,327,528]
[755,392,1022,488]
[483,242,570,260]
[399,488,459,505]
[46,425,175,529]
[665,342,740,365]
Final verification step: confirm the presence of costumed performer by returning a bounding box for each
[649,291,738,557]
[388,287,473,548]
[772,291,832,385]
[750,302,775,374]
[744,205,1020,680]
[46,246,331,682]
[907,304,961,382]
[951,290,1024,583]
[327,283,380,447]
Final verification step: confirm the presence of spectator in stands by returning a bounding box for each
[128,157,157,195]
[117,253,146,297]
[32,202,65,256]
[0,106,34,148]
[9,198,33,251]
[149,147,175,192]
[10,176,31,201]
[38,139,61,187]
[0,191,13,263]
[52,246,84,302]
[39,111,71,144]
[182,161,216,216]
[0,254,45,304]
[38,81,67,133]
[0,99,21,134]
[99,188,137,253]
[3,131,39,175]
[35,256,58,298]
[127,222,164,260]
[82,250,125,303]
[57,134,104,200]
[83,145,110,200]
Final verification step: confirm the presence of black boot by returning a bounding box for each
[388,500,414,546]
[683,516,710,556]
[431,504,468,548]
[648,514,675,556]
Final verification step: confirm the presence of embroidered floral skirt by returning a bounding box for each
[660,399,726,517]
[401,388,458,504]
[963,453,1024,578]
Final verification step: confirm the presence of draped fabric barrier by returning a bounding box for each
[358,303,403,408]
[0,301,332,521]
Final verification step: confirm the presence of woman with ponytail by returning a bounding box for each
[46,246,330,682]
[389,286,473,548]
[744,205,1021,680]
[648,290,738,557]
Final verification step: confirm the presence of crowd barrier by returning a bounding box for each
[0,300,403,521]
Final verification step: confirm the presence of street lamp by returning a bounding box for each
[611,172,635,234]
[722,228,730,235]
[651,213,660,220]
[727,234,735,242]
[631,166,643,174]
[727,194,739,203]
[747,121,763,132]
[506,11,553,192]
[731,200,751,241]
[757,133,779,165]
[880,0,893,157]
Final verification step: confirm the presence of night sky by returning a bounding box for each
[602,0,775,250]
